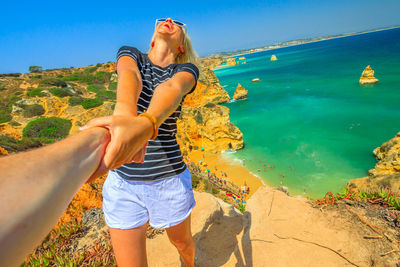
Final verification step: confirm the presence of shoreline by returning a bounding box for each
[215,26,400,59]
[187,150,266,198]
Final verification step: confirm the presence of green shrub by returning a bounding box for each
[56,74,64,79]
[0,110,12,124]
[29,66,42,73]
[0,83,5,91]
[97,90,116,101]
[40,78,67,87]
[85,66,98,73]
[31,74,42,79]
[81,98,103,109]
[96,63,102,67]
[27,88,45,97]
[50,87,74,97]
[87,83,105,93]
[63,72,96,84]
[108,82,117,90]
[0,135,43,153]
[22,104,45,118]
[23,117,72,139]
[68,96,84,106]
[95,71,111,83]
[8,121,21,126]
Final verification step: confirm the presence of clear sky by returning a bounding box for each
[1,0,399,74]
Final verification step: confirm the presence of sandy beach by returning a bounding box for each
[187,150,266,197]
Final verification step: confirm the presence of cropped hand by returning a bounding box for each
[81,115,153,170]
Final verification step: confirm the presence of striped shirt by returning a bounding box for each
[112,46,199,181]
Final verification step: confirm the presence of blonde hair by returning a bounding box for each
[149,27,199,66]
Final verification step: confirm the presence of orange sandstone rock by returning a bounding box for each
[270,55,278,61]
[359,65,378,84]
[233,83,248,100]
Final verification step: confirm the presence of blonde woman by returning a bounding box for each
[86,18,199,266]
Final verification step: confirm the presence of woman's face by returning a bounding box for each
[155,18,184,47]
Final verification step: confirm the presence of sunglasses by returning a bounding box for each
[155,18,187,37]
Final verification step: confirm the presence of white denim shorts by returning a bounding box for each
[102,168,196,229]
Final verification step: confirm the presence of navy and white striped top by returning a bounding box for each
[112,46,199,181]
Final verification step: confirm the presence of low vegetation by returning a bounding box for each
[0,135,43,153]
[49,87,75,98]
[23,117,72,140]
[81,98,103,109]
[27,88,46,97]
[22,104,45,118]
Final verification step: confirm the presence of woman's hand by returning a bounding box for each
[81,115,153,170]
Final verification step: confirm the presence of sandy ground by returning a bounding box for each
[187,150,265,197]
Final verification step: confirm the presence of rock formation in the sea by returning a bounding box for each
[177,104,243,154]
[270,55,277,61]
[182,66,230,107]
[232,83,248,100]
[239,56,246,60]
[349,132,400,192]
[252,78,260,82]
[359,65,378,84]
[226,57,237,66]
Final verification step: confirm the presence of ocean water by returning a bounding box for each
[213,28,400,199]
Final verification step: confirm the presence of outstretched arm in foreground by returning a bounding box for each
[0,127,110,267]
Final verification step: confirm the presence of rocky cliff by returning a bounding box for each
[349,132,400,192]
[182,66,230,107]
[69,187,399,266]
[0,60,243,156]
[177,104,243,154]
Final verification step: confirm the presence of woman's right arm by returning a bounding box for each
[83,55,153,169]
[113,56,143,116]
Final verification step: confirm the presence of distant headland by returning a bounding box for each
[207,25,400,58]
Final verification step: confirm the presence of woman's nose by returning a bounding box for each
[165,18,172,23]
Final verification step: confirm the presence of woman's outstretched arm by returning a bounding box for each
[0,127,110,266]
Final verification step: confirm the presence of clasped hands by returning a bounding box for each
[81,114,155,181]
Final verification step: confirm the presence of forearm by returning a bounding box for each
[147,83,184,126]
[114,69,142,116]
[0,127,110,266]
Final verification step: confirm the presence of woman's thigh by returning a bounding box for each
[109,223,148,267]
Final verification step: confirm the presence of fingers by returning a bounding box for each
[80,116,113,131]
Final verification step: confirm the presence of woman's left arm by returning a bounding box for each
[146,71,196,126]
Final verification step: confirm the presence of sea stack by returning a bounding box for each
[359,65,378,84]
[226,58,237,66]
[270,55,277,61]
[252,78,260,82]
[233,83,248,100]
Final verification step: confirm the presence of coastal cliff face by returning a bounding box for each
[349,132,400,192]
[0,60,242,157]
[182,66,230,107]
[177,104,243,154]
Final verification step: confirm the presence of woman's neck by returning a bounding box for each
[148,40,178,67]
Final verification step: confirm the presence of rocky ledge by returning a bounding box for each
[349,132,400,192]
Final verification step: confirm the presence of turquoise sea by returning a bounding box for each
[213,28,400,199]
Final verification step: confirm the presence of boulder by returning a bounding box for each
[359,65,378,84]
[232,84,248,100]
[270,55,277,61]
[251,78,260,82]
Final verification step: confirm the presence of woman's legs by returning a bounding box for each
[109,223,148,267]
[165,215,195,267]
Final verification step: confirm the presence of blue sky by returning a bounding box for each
[1,0,399,74]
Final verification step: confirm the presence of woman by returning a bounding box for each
[87,18,199,266]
